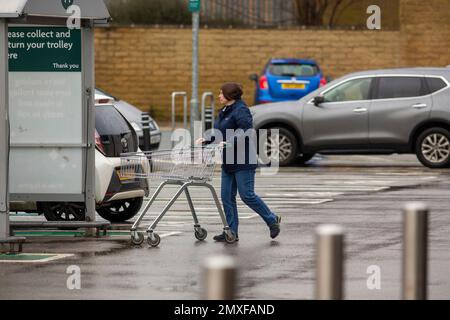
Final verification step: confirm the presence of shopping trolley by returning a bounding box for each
[119,145,236,247]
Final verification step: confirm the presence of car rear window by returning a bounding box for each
[95,105,138,156]
[425,77,447,93]
[96,105,132,135]
[268,63,318,77]
[377,77,426,99]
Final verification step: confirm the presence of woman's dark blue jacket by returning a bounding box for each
[206,99,258,173]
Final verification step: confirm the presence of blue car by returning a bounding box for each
[250,58,328,105]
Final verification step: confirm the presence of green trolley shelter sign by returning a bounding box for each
[61,0,74,10]
[8,26,81,72]
[189,0,201,13]
[7,25,84,196]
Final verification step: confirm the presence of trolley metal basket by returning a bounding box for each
[120,146,236,247]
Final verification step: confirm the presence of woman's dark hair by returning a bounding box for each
[221,82,243,101]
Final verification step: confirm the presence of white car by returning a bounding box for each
[10,97,151,222]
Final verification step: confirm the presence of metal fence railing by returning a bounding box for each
[199,0,297,27]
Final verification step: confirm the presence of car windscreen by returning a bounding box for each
[96,105,132,135]
[268,63,319,77]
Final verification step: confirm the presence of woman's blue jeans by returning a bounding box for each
[221,168,277,235]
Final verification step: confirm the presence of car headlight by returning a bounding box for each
[148,120,157,131]
[131,122,143,132]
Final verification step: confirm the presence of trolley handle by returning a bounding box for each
[201,141,229,149]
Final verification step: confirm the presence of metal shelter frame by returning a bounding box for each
[0,0,110,252]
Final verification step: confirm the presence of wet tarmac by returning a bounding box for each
[1,153,450,299]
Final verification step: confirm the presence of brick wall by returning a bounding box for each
[94,0,450,120]
[399,0,450,67]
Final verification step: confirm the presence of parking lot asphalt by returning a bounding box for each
[1,150,450,300]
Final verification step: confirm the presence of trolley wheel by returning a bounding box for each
[147,233,161,247]
[131,232,144,245]
[194,228,208,241]
[225,232,236,244]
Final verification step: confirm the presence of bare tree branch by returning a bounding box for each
[329,0,344,27]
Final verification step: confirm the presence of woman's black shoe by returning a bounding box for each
[269,215,281,239]
[213,232,238,242]
[213,232,227,242]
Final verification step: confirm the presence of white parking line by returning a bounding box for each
[263,192,341,197]
[160,232,183,238]
[0,253,74,263]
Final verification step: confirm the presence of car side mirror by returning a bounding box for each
[313,96,325,106]
[249,74,258,82]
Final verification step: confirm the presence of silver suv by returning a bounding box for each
[251,68,450,168]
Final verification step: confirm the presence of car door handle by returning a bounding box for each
[353,107,367,113]
[412,103,427,109]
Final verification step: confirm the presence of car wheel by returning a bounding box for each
[97,197,144,223]
[263,127,299,166]
[416,127,450,168]
[42,202,85,221]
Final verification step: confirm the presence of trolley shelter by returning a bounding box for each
[0,0,110,247]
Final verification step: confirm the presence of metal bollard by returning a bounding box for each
[171,91,188,148]
[141,112,151,151]
[171,91,188,132]
[203,255,237,300]
[315,224,344,300]
[201,92,215,132]
[402,202,428,300]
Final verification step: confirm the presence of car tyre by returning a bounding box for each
[263,127,299,166]
[416,127,450,168]
[97,197,144,223]
[42,202,86,222]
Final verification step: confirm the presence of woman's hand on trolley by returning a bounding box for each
[195,137,206,145]
[195,138,229,148]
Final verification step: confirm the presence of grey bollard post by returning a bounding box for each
[315,224,345,300]
[201,92,215,132]
[402,202,428,300]
[171,91,188,131]
[141,112,151,151]
[203,255,237,300]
